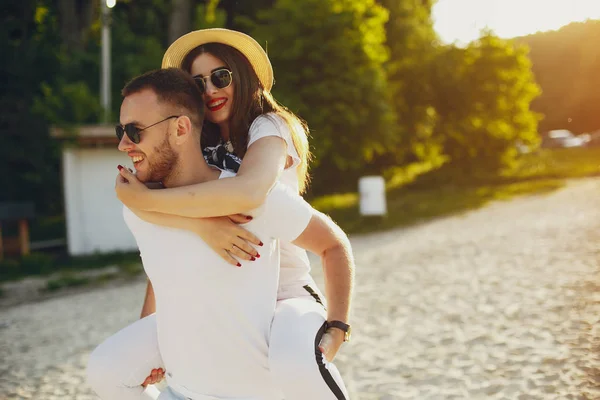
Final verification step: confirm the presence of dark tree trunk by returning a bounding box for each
[168,0,193,44]
[221,0,235,29]
[57,0,95,52]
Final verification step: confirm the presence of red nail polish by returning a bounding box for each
[251,257,256,261]
[236,262,241,267]
[259,241,263,246]
[255,254,260,258]
[246,215,253,220]
[117,165,123,171]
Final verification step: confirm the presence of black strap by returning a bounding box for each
[314,321,348,399]
[303,285,325,307]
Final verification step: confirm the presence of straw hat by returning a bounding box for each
[162,28,274,92]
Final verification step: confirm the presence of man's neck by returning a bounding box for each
[162,149,221,188]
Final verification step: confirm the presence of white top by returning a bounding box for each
[248,114,313,294]
[123,171,313,399]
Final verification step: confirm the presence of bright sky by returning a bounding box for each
[433,0,600,44]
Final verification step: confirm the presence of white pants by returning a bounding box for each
[87,288,349,400]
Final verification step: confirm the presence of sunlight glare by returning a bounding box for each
[433,0,600,44]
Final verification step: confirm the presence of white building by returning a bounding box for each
[52,125,137,255]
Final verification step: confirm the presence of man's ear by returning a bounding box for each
[174,116,193,144]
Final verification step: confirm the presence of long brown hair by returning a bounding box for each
[181,43,311,193]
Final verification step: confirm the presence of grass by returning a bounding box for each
[0,251,142,283]
[46,274,91,292]
[311,147,600,234]
[43,264,143,292]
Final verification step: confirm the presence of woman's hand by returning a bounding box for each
[318,328,345,362]
[194,215,263,266]
[127,206,263,267]
[115,166,151,209]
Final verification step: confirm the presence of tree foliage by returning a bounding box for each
[248,0,395,192]
[432,33,541,172]
[250,1,393,163]
[1,0,551,222]
[378,0,442,166]
[2,0,66,214]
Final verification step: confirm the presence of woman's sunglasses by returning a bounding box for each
[115,115,179,144]
[193,68,233,93]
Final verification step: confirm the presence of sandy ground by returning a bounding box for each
[2,178,600,399]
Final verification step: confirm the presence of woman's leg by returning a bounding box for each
[86,314,165,400]
[269,293,349,400]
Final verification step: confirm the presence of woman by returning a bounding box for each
[115,29,351,399]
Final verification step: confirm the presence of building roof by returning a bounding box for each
[51,125,118,148]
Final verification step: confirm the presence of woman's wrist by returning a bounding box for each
[138,188,162,212]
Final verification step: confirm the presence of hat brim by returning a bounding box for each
[162,28,274,92]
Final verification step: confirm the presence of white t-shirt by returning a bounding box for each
[248,114,313,294]
[123,171,312,399]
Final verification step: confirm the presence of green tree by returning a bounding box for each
[1,0,66,215]
[249,0,394,193]
[432,33,541,174]
[378,0,443,166]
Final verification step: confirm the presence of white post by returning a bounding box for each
[359,176,387,216]
[101,0,114,123]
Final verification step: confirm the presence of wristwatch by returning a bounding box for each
[326,320,352,342]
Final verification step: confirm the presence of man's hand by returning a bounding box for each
[141,368,165,387]
[115,166,150,209]
[318,328,345,362]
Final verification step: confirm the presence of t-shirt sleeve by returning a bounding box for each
[247,114,301,170]
[259,182,313,242]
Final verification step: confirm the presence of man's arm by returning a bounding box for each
[252,183,354,360]
[140,279,156,318]
[292,211,354,325]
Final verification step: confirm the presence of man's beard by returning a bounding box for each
[146,136,179,184]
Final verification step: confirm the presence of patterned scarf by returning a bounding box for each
[203,142,242,173]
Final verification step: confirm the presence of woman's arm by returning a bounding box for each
[116,136,287,217]
[129,207,262,265]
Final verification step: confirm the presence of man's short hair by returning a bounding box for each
[122,68,204,129]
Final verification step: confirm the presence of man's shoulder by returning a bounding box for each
[257,182,314,242]
[122,205,143,229]
[122,205,134,220]
[122,206,160,233]
[264,183,313,215]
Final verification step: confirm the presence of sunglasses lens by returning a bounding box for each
[125,125,141,144]
[116,125,140,144]
[194,77,206,93]
[211,69,232,89]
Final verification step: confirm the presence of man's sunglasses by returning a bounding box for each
[115,115,179,144]
[193,68,233,93]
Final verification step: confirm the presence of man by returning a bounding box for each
[87,68,354,399]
